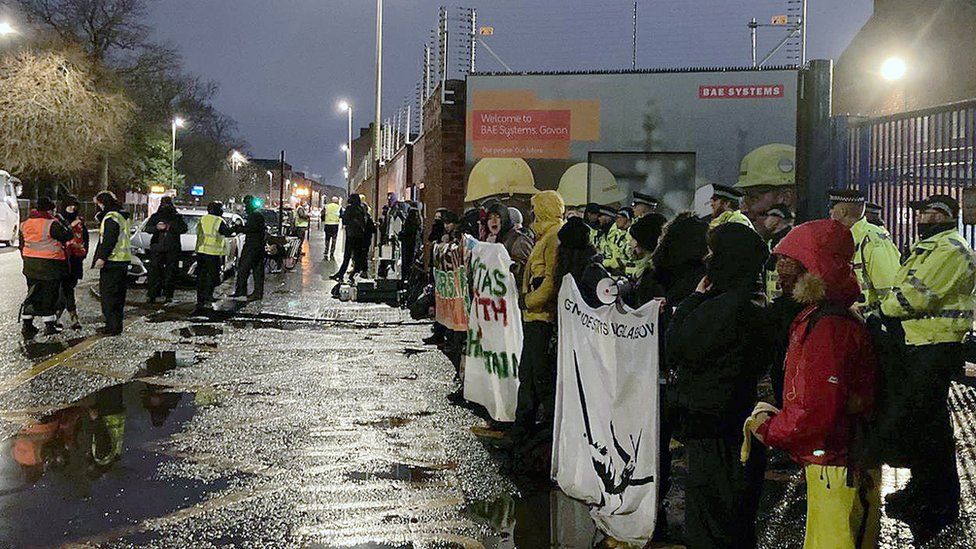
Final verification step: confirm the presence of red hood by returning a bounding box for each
[773,219,860,305]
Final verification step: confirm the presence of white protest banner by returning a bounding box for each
[463,239,522,422]
[552,274,661,544]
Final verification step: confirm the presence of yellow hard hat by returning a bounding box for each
[465,158,538,202]
[557,163,624,206]
[735,144,796,188]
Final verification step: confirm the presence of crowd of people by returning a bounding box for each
[15,180,976,546]
[413,185,976,548]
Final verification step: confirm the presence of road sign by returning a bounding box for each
[190,185,205,197]
[771,15,789,26]
[479,26,494,36]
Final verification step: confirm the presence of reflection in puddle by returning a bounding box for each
[19,337,87,360]
[142,350,201,376]
[466,490,597,548]
[0,381,225,547]
[345,462,456,483]
[175,324,224,338]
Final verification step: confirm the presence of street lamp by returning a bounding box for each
[881,57,907,81]
[230,149,247,172]
[171,117,185,189]
[0,22,17,36]
[337,100,353,196]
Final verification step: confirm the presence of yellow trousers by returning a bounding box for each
[803,465,881,549]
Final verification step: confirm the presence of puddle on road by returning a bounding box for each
[141,350,203,376]
[401,348,428,357]
[0,381,227,548]
[19,336,88,361]
[465,489,598,548]
[354,411,433,430]
[175,324,224,338]
[345,462,456,483]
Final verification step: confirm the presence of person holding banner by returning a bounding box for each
[749,219,880,549]
[511,190,565,471]
[665,222,771,548]
[484,200,534,286]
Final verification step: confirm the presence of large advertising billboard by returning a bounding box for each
[465,70,798,216]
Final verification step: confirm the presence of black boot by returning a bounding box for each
[44,321,63,336]
[21,320,38,340]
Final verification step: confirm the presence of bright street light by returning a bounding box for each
[0,22,17,36]
[337,99,354,196]
[171,116,186,188]
[881,57,907,81]
[340,144,349,153]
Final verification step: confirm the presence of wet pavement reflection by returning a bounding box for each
[0,381,224,548]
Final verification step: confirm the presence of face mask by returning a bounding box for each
[776,256,805,297]
[918,222,955,240]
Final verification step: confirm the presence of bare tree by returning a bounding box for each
[17,0,151,62]
[0,46,132,175]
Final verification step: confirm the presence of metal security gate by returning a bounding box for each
[835,100,976,251]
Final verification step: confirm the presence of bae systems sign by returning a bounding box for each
[698,84,785,99]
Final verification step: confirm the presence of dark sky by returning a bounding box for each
[148,0,872,187]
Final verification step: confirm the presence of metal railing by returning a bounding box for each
[839,99,976,252]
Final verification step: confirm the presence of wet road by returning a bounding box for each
[0,230,975,547]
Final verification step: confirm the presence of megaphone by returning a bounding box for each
[596,277,622,305]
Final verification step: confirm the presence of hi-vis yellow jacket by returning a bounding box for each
[709,209,754,230]
[850,217,900,313]
[881,228,976,346]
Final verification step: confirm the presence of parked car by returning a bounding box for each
[0,170,22,246]
[128,208,245,283]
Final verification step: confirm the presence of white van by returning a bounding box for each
[0,170,22,246]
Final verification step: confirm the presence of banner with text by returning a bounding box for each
[463,239,523,422]
[433,241,469,331]
[552,275,661,544]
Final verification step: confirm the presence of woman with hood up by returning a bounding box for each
[748,219,880,549]
[483,200,534,286]
[651,212,709,307]
[665,222,771,549]
[510,190,565,467]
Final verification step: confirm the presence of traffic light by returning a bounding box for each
[251,196,264,208]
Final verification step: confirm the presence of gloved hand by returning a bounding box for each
[740,401,780,463]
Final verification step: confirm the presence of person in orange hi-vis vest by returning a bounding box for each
[19,196,73,339]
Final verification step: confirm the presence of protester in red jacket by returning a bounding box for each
[749,219,880,549]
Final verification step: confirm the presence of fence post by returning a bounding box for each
[795,59,833,222]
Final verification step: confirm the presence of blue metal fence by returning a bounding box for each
[836,99,976,252]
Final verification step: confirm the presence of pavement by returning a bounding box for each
[0,229,974,547]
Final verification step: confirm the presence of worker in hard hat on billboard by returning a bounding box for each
[556,162,625,212]
[465,158,539,208]
[734,144,797,238]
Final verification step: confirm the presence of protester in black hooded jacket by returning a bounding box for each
[398,208,422,279]
[665,222,771,549]
[554,216,608,308]
[652,212,708,307]
[332,194,369,282]
[144,198,188,303]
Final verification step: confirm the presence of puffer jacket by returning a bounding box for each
[758,219,877,467]
[521,191,565,323]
